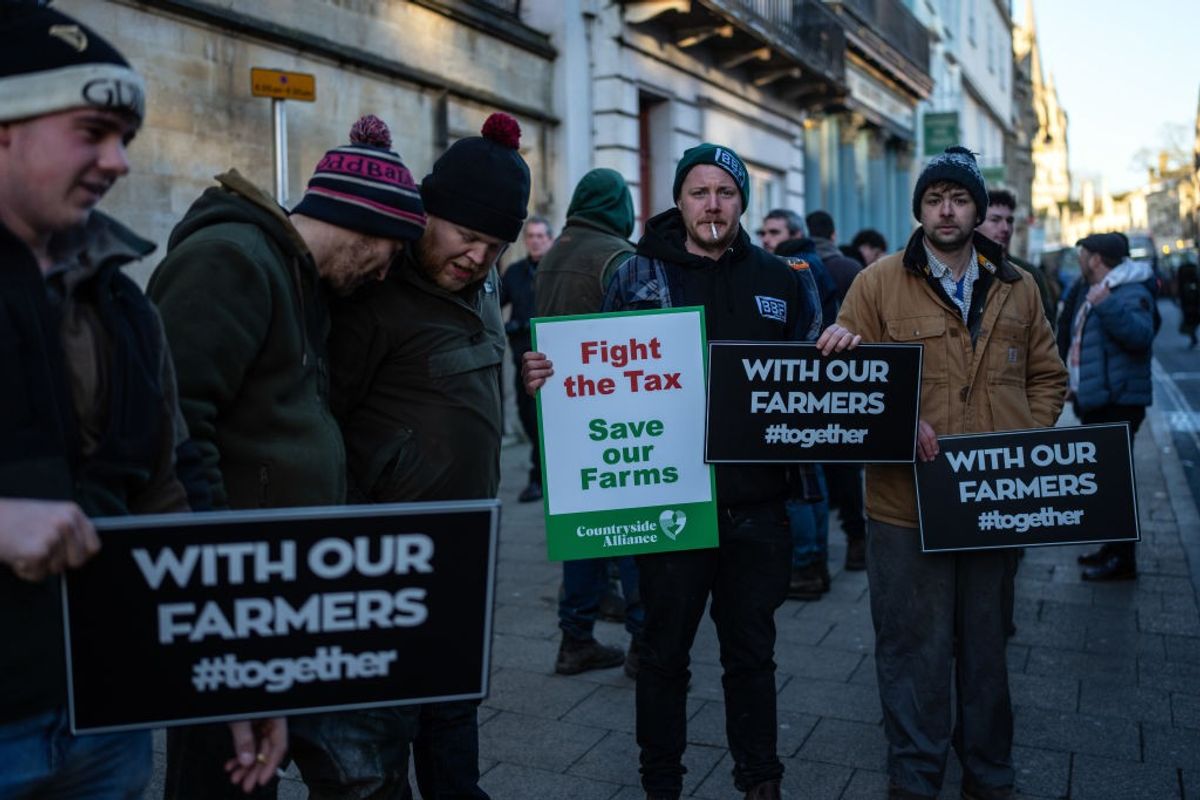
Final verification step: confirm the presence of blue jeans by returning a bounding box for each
[0,707,151,799]
[787,466,828,569]
[559,556,644,640]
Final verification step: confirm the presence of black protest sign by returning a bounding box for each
[64,501,498,733]
[916,424,1139,552]
[705,342,922,463]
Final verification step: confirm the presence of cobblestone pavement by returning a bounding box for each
[146,399,1200,799]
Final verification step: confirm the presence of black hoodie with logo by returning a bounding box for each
[605,208,804,507]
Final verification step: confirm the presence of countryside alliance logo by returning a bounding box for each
[658,509,687,540]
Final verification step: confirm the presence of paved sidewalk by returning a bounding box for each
[146,401,1200,799]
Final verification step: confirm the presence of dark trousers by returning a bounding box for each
[509,347,539,482]
[867,519,1014,797]
[288,702,488,800]
[411,702,489,800]
[823,462,866,540]
[635,501,791,796]
[1078,403,1145,563]
[560,556,644,640]
[165,724,278,800]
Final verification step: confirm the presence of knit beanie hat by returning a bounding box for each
[0,5,145,124]
[421,112,531,243]
[912,145,988,224]
[672,143,749,208]
[292,115,426,242]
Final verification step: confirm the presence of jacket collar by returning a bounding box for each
[44,211,154,288]
[901,227,1020,283]
[215,169,312,259]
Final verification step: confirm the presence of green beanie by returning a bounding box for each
[672,143,749,208]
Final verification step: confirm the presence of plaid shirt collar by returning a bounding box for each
[922,241,997,321]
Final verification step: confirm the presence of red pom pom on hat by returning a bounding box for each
[481,112,521,149]
[349,114,392,149]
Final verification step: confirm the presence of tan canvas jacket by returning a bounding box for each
[837,229,1067,527]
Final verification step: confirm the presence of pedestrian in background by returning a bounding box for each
[151,113,422,798]
[535,168,645,678]
[844,228,888,266]
[977,188,1057,323]
[323,112,530,800]
[1062,232,1158,582]
[759,208,838,330]
[760,211,837,599]
[1177,260,1199,348]
[819,146,1066,800]
[805,209,863,302]
[501,216,553,502]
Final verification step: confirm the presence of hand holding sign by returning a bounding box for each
[815,323,862,355]
[917,420,940,462]
[0,498,99,582]
[916,424,1138,552]
[522,350,554,396]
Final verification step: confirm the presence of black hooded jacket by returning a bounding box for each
[604,208,803,507]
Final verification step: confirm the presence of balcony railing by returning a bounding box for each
[695,0,847,85]
[824,0,930,74]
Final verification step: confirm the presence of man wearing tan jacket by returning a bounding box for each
[818,146,1066,800]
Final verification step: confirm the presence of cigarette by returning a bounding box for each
[709,222,717,240]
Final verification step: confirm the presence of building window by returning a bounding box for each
[968,0,976,45]
[987,21,994,72]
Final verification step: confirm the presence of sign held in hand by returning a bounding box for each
[532,308,718,561]
[915,424,1139,552]
[705,342,922,463]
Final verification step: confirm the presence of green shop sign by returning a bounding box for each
[981,165,1007,184]
[531,307,718,561]
[923,111,959,156]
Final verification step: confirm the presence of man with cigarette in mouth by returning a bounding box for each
[525,142,812,800]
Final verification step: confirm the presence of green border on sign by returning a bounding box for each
[531,306,718,561]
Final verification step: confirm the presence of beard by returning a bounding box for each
[925,222,972,251]
[688,217,738,253]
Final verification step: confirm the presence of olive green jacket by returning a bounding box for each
[331,249,505,502]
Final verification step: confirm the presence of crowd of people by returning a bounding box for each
[0,5,1163,800]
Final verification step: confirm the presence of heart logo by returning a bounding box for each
[658,509,687,540]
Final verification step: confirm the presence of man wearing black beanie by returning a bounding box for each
[0,4,283,796]
[316,112,531,799]
[818,147,1066,800]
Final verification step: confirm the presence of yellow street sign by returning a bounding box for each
[251,68,316,102]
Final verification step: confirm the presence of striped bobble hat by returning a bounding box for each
[292,114,426,242]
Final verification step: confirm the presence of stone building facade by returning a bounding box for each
[60,0,560,285]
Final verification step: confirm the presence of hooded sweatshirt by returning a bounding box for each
[604,208,803,507]
[148,170,346,510]
[535,168,636,317]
